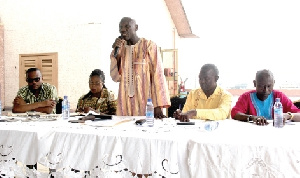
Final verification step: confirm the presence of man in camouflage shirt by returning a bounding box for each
[12,68,58,114]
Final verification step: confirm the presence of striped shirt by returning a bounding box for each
[17,83,58,113]
[110,38,170,116]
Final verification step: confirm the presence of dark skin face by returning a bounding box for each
[119,18,139,45]
[173,67,219,121]
[254,74,274,101]
[199,68,218,98]
[112,18,140,62]
[77,76,104,113]
[89,76,103,97]
[26,70,43,95]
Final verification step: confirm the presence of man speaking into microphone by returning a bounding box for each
[110,17,170,118]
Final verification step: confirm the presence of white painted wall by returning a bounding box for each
[0,0,177,109]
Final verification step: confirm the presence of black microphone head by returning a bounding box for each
[114,47,119,58]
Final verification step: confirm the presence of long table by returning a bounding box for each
[0,115,299,177]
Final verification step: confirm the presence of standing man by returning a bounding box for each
[174,64,232,121]
[110,17,170,118]
[12,68,58,114]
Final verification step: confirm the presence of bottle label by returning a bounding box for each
[274,109,283,116]
[146,112,154,117]
[274,107,283,128]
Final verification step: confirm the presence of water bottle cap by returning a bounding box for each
[275,98,280,102]
[147,98,152,102]
[64,96,68,99]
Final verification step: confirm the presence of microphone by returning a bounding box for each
[114,36,123,58]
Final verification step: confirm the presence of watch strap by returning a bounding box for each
[247,115,252,122]
[287,112,294,120]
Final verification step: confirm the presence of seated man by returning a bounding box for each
[231,69,300,125]
[12,68,58,114]
[174,64,232,122]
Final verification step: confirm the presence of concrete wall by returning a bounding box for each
[0,24,4,107]
[0,0,177,110]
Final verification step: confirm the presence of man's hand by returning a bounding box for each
[252,116,269,126]
[178,113,190,122]
[112,37,124,49]
[43,99,56,108]
[12,97,57,114]
[13,96,26,105]
[112,37,126,59]
[174,109,197,122]
[154,107,166,119]
[173,109,181,119]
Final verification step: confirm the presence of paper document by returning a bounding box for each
[85,119,132,127]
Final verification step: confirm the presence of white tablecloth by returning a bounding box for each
[188,120,300,178]
[0,116,300,177]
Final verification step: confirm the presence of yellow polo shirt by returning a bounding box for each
[182,86,232,120]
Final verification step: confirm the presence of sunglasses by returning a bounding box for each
[26,77,40,83]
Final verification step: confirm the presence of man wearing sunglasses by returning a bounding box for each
[12,68,58,114]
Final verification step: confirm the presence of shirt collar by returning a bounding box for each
[198,86,221,99]
[27,83,44,94]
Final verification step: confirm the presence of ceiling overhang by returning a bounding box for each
[164,0,199,38]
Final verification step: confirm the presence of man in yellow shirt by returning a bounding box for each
[174,64,232,121]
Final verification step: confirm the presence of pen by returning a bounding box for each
[179,104,181,110]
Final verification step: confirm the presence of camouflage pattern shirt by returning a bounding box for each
[76,88,117,115]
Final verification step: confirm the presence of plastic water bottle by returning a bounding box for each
[273,98,283,128]
[62,96,70,120]
[204,121,219,131]
[146,98,154,127]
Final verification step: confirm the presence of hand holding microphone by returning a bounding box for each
[113,36,124,58]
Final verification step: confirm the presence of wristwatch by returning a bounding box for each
[287,112,294,120]
[247,115,253,122]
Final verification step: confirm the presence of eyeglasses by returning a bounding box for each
[89,81,102,86]
[26,77,40,83]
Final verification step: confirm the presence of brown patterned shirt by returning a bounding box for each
[76,88,117,115]
[17,83,58,113]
